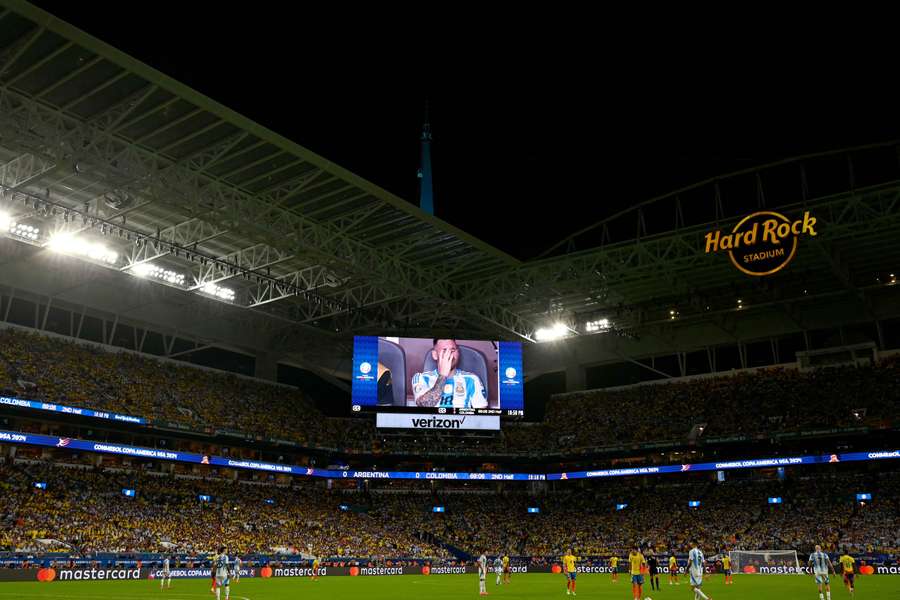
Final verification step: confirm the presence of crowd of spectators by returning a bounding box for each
[1,456,896,560]
[1,327,896,457]
[0,460,448,559]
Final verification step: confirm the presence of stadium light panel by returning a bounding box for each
[585,318,610,333]
[33,482,47,490]
[432,506,445,513]
[535,322,570,342]
[47,233,118,265]
[198,494,211,502]
[615,503,628,511]
[6,218,40,241]
[527,507,540,513]
[768,497,783,504]
[122,488,136,498]
[338,504,349,511]
[200,282,236,302]
[265,499,275,505]
[688,500,701,507]
[130,262,186,286]
[856,493,872,501]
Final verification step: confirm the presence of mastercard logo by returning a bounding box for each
[742,565,757,574]
[36,568,56,582]
[260,566,273,578]
[421,566,431,575]
[860,566,874,575]
[551,565,562,574]
[349,567,360,576]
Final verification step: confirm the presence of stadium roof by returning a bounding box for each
[2,0,900,373]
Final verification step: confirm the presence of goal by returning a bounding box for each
[728,550,802,574]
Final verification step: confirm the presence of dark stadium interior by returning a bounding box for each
[0,2,897,596]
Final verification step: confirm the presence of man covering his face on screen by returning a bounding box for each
[412,339,488,408]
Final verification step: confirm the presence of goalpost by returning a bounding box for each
[729,550,803,574]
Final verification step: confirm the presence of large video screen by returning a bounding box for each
[351,336,524,417]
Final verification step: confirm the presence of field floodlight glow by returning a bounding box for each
[586,318,610,333]
[130,262,186,286]
[6,218,40,241]
[535,322,570,342]
[200,282,236,302]
[47,233,118,265]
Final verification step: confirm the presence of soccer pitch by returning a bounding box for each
[0,573,893,599]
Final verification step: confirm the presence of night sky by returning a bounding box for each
[28,3,899,259]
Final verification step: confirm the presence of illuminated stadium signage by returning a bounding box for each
[704,210,817,276]
[688,500,701,508]
[615,503,628,511]
[0,396,146,425]
[432,506,445,513]
[856,493,872,501]
[122,488,136,498]
[33,482,47,490]
[375,413,500,431]
[0,429,897,482]
[527,507,540,513]
[768,497,783,504]
[198,495,211,502]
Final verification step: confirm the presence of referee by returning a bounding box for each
[647,550,660,591]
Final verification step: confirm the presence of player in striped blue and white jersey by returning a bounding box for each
[412,339,488,408]
[687,541,710,600]
[809,545,836,600]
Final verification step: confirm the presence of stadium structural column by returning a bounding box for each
[254,351,279,382]
[565,364,586,392]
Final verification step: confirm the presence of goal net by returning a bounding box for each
[729,550,802,574]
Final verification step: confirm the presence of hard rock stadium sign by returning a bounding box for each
[705,211,818,276]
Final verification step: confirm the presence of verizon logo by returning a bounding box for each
[411,417,465,429]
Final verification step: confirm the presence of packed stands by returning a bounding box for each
[1,327,896,457]
[1,455,896,559]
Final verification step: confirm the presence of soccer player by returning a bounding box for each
[722,553,733,585]
[610,555,619,582]
[628,545,646,600]
[502,553,511,584]
[412,339,488,408]
[213,547,230,600]
[839,551,855,596]
[494,556,502,586]
[809,545,836,600]
[311,556,320,581]
[478,552,488,596]
[647,550,660,591]
[209,552,218,594]
[161,556,171,590]
[669,554,679,585]
[561,549,577,596]
[688,541,711,600]
[233,556,241,583]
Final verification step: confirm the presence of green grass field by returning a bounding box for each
[0,573,894,600]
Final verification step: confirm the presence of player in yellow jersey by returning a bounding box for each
[610,555,619,582]
[562,550,578,596]
[628,545,647,600]
[502,554,511,584]
[839,552,855,596]
[311,557,320,581]
[669,554,679,585]
[722,553,733,585]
